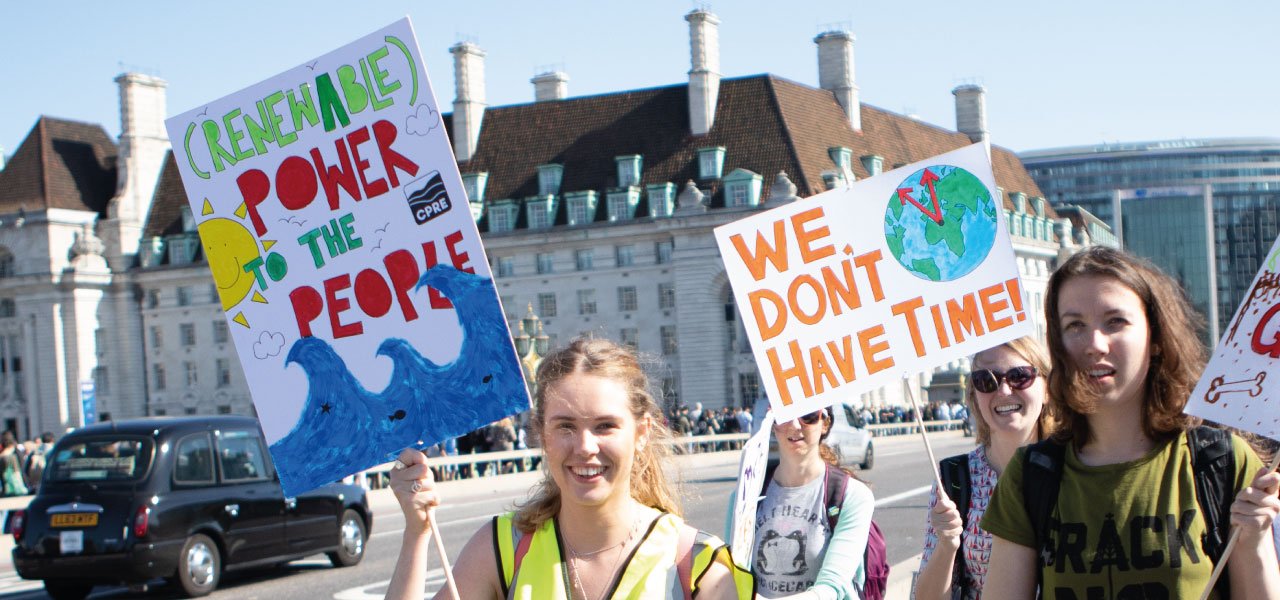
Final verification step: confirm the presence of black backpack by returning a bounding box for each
[761,462,889,599]
[1021,426,1235,598]
[938,454,972,593]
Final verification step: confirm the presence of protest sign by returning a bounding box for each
[714,143,1032,423]
[1186,233,1280,439]
[729,411,774,570]
[163,19,529,496]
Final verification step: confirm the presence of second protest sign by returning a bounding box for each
[714,143,1033,422]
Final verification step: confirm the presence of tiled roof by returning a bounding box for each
[142,152,189,238]
[144,74,1053,237]
[0,117,118,215]
[460,75,1051,226]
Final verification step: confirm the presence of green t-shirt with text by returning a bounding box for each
[981,430,1262,600]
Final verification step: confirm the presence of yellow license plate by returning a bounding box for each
[50,513,98,528]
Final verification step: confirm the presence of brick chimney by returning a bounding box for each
[815,30,860,131]
[450,42,486,163]
[532,70,569,102]
[102,72,168,270]
[686,9,721,136]
[953,84,988,143]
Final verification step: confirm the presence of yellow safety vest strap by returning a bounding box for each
[690,540,755,600]
[494,515,516,594]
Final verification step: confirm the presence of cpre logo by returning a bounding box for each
[404,171,452,225]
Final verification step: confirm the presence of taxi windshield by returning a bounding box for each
[47,437,153,482]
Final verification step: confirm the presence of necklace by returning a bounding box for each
[564,508,643,600]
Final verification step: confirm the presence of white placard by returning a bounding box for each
[729,412,774,570]
[162,19,530,496]
[1186,233,1280,439]
[714,144,1032,422]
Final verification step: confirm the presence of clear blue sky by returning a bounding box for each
[3,0,1277,159]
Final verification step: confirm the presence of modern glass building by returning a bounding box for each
[1021,138,1280,340]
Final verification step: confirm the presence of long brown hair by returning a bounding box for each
[966,336,1056,447]
[1044,247,1204,445]
[513,339,681,532]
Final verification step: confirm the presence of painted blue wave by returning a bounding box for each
[268,265,529,496]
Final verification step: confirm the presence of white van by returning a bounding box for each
[761,402,875,470]
[826,403,874,470]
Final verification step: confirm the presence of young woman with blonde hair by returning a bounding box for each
[384,339,753,599]
[914,336,1054,600]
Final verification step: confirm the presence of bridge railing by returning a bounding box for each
[356,419,967,488]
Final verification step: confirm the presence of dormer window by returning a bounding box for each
[462,172,489,203]
[526,195,557,229]
[565,191,598,226]
[1033,197,1046,216]
[168,234,200,265]
[607,188,641,222]
[615,155,642,188]
[488,200,519,232]
[1011,192,1028,214]
[828,147,853,174]
[536,165,563,196]
[647,183,675,218]
[860,154,884,176]
[722,168,763,208]
[697,147,726,179]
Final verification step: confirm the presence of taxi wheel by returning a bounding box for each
[43,580,93,600]
[328,509,367,567]
[175,533,221,597]
[860,442,874,470]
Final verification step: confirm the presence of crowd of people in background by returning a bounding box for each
[0,431,57,497]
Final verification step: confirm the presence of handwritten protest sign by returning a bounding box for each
[163,19,529,496]
[729,411,774,569]
[715,144,1032,422]
[1186,233,1280,439]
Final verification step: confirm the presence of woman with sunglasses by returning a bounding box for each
[383,339,753,600]
[742,405,874,599]
[914,336,1054,600]
[982,247,1280,599]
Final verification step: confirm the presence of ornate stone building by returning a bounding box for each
[0,10,1089,435]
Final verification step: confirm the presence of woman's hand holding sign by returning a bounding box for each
[389,448,438,536]
[929,488,964,552]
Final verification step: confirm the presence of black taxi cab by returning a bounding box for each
[11,416,372,599]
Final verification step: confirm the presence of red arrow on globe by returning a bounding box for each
[897,169,944,225]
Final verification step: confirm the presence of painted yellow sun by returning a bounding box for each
[197,198,275,327]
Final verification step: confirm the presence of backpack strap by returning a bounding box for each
[938,453,971,592]
[1187,426,1235,598]
[676,523,697,600]
[823,464,849,532]
[1021,438,1068,595]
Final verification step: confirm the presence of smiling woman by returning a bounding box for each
[914,336,1054,600]
[384,339,754,600]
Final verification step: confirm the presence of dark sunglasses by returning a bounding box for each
[970,366,1039,393]
[797,411,823,425]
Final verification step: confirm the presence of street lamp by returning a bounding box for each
[512,304,549,392]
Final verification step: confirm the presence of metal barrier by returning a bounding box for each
[358,423,966,488]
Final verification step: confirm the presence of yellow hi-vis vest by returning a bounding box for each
[493,512,753,600]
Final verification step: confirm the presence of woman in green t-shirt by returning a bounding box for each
[982,247,1280,599]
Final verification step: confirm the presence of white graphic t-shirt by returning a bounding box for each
[754,474,829,597]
